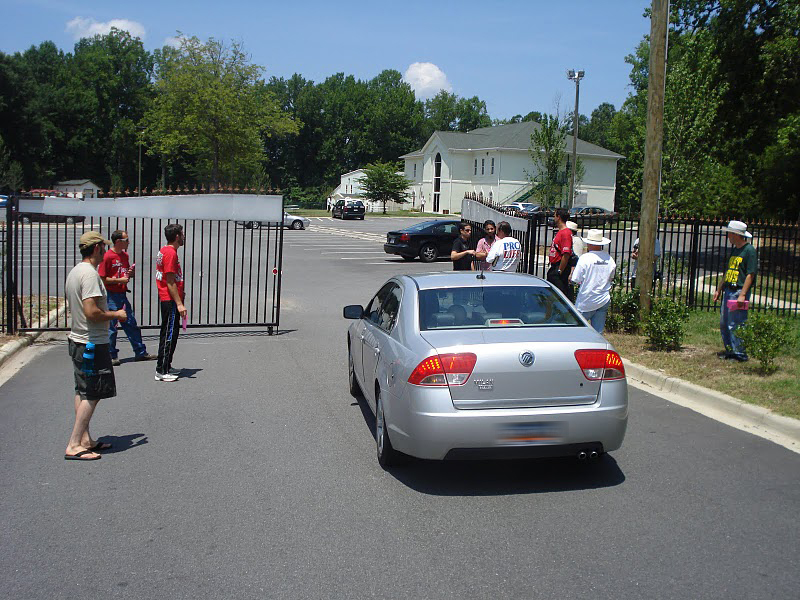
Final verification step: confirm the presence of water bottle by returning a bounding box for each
[82,342,96,376]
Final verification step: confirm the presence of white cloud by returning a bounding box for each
[66,17,146,41]
[403,62,452,99]
[164,36,184,48]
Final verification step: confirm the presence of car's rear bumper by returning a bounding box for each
[386,381,628,460]
[384,243,416,257]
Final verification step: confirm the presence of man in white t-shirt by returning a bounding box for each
[570,229,617,333]
[63,231,127,461]
[486,221,521,272]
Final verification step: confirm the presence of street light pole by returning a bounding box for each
[567,69,584,208]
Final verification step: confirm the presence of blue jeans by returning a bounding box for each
[720,288,749,359]
[107,292,147,359]
[581,302,610,333]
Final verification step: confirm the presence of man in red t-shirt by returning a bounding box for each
[155,223,187,382]
[547,208,574,301]
[98,230,155,366]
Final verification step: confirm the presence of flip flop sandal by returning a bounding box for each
[64,450,101,461]
[89,441,113,451]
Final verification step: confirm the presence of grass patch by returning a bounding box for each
[606,309,800,419]
[0,295,65,330]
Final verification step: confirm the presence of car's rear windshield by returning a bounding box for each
[402,220,448,233]
[347,201,364,207]
[419,286,582,330]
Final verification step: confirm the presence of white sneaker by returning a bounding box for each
[155,372,179,382]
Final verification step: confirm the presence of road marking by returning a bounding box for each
[338,256,388,259]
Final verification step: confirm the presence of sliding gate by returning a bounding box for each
[2,194,284,335]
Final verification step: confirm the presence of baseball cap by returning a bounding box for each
[79,231,111,249]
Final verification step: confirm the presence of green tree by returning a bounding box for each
[143,35,297,189]
[527,113,568,208]
[424,90,459,135]
[69,29,155,189]
[0,136,24,192]
[455,96,492,131]
[357,161,410,214]
[581,102,617,149]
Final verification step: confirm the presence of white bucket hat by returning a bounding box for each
[723,220,753,238]
[565,220,579,232]
[581,228,611,246]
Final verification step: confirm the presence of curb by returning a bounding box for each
[623,359,800,444]
[0,304,66,369]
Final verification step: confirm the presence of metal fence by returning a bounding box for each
[464,200,799,315]
[2,195,284,334]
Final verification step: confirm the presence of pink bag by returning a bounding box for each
[727,299,749,311]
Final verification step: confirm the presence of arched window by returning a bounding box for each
[433,153,442,212]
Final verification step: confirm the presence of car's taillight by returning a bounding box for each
[399,233,410,242]
[408,353,477,386]
[574,349,626,381]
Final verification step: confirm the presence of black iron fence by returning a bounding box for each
[464,199,799,315]
[2,194,284,334]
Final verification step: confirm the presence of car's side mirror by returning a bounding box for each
[343,305,364,319]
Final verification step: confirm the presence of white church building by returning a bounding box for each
[400,121,622,214]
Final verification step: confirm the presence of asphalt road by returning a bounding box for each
[1,215,799,599]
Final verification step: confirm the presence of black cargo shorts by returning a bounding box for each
[68,339,117,401]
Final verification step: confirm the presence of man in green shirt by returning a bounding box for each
[712,220,757,361]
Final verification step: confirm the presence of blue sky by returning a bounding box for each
[1,0,652,119]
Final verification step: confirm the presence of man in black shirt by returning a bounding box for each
[451,222,475,270]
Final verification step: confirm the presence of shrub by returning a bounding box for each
[643,297,689,351]
[606,286,640,333]
[737,312,793,374]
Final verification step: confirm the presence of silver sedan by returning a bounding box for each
[343,272,628,468]
[240,213,309,230]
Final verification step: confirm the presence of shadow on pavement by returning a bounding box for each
[388,455,625,496]
[174,367,202,379]
[141,329,296,340]
[351,392,625,496]
[95,433,148,454]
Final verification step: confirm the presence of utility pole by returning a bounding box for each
[567,69,584,208]
[639,0,669,314]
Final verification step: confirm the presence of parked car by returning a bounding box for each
[384,219,461,262]
[505,202,553,220]
[17,213,85,224]
[14,190,85,224]
[343,271,628,468]
[506,202,539,216]
[548,206,618,227]
[332,199,366,220]
[240,212,310,230]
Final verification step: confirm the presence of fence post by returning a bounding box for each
[686,220,701,308]
[522,218,532,274]
[5,195,15,334]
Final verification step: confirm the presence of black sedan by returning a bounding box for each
[332,199,366,220]
[384,219,461,262]
[548,206,618,227]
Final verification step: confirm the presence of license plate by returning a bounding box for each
[497,422,565,446]
[388,236,396,243]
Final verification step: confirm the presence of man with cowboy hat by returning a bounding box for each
[570,229,616,332]
[712,220,757,361]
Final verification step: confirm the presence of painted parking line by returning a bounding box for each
[338,255,388,259]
